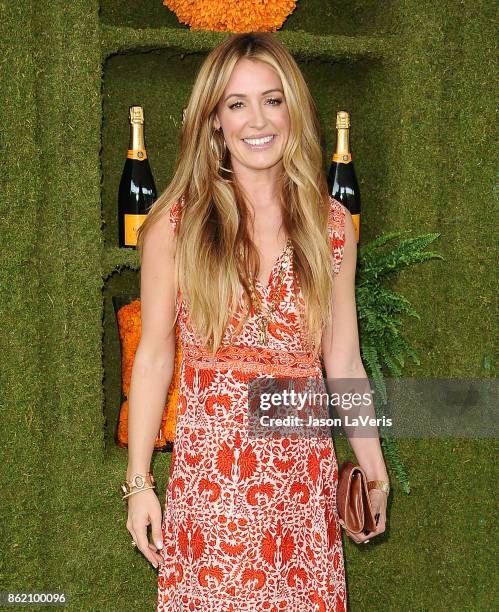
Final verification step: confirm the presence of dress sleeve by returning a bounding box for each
[169,195,185,233]
[327,195,347,275]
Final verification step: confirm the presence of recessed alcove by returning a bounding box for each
[101,48,401,252]
[102,268,140,449]
[101,48,205,249]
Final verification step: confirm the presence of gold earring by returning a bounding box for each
[217,129,226,161]
[211,127,232,173]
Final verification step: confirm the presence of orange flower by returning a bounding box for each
[163,0,297,32]
[115,299,182,449]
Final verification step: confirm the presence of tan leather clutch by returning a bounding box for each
[336,461,377,534]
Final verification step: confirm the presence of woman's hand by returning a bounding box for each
[126,489,165,569]
[338,489,388,544]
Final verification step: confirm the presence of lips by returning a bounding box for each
[242,134,275,141]
[242,134,276,147]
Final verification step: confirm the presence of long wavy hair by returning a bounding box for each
[136,32,335,360]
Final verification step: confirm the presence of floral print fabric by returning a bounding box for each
[157,196,348,611]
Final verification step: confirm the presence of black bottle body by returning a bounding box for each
[328,160,361,243]
[118,156,156,248]
[328,111,361,243]
[118,105,157,248]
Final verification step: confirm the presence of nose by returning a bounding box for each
[248,102,267,129]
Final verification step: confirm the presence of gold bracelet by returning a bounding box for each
[122,485,156,500]
[120,472,156,501]
[367,479,390,494]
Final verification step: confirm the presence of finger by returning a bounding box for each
[150,510,165,565]
[127,524,138,549]
[127,518,163,564]
[355,534,371,544]
[345,530,362,544]
[339,522,363,544]
[133,521,162,569]
[338,520,368,544]
[151,510,164,553]
[356,526,377,543]
[147,542,165,566]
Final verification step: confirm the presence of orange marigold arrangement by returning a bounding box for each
[115,298,181,450]
[162,0,298,32]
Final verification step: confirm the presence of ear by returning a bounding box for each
[213,114,221,130]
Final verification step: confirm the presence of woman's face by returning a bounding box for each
[214,58,290,174]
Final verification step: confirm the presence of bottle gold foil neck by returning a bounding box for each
[129,105,144,124]
[336,110,350,129]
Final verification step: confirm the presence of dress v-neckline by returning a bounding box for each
[254,239,291,294]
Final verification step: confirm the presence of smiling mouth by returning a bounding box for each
[242,134,276,147]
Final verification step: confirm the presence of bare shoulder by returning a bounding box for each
[139,211,177,357]
[141,210,176,263]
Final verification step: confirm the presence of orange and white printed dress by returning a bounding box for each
[157,196,348,612]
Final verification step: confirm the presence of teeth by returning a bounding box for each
[243,135,274,145]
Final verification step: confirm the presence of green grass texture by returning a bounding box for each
[0,1,496,610]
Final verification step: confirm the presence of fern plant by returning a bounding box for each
[355,230,444,493]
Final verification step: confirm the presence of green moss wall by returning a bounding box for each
[1,1,495,610]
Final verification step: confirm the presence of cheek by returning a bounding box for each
[277,120,290,147]
[276,114,290,136]
[225,115,246,135]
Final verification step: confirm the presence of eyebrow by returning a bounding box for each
[223,88,284,103]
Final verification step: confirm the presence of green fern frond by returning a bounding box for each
[396,335,421,367]
[357,230,408,258]
[357,286,420,320]
[381,434,411,494]
[380,346,403,378]
[357,232,443,281]
[354,230,442,493]
[360,343,387,402]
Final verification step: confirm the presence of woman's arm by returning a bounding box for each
[321,209,389,483]
[126,212,178,480]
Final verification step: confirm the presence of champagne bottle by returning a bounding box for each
[118,106,157,248]
[327,111,361,243]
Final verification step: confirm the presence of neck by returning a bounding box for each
[232,161,283,211]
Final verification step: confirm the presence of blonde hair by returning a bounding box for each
[136,32,335,360]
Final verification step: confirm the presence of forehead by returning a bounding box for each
[223,58,282,93]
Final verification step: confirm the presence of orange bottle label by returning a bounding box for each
[127,148,148,160]
[351,213,360,243]
[124,213,147,246]
[332,152,352,163]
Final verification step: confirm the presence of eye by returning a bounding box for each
[228,98,283,110]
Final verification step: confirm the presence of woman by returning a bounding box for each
[124,32,389,611]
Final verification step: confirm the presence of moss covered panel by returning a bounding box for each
[0,0,495,609]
